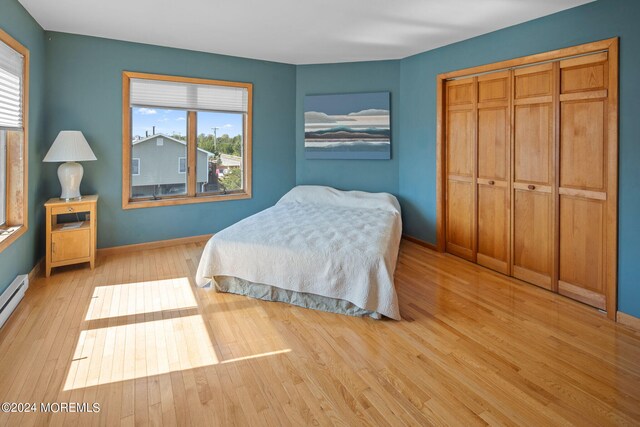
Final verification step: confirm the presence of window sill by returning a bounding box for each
[0,224,27,254]
[122,191,252,210]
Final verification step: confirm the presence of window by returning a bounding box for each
[132,158,140,176]
[0,131,6,226]
[0,29,28,253]
[122,72,252,209]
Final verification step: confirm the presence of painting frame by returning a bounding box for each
[304,92,391,160]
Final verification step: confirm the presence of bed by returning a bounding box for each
[195,185,402,320]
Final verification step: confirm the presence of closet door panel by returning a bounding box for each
[558,52,611,310]
[479,75,509,102]
[476,71,510,273]
[447,81,474,106]
[445,77,476,261]
[514,66,552,98]
[477,183,509,273]
[447,110,474,176]
[513,188,553,289]
[447,180,474,259]
[560,100,606,191]
[478,108,508,181]
[511,64,555,289]
[558,196,606,309]
[514,104,553,184]
[560,53,607,93]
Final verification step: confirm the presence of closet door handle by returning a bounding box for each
[488,180,495,185]
[528,184,536,190]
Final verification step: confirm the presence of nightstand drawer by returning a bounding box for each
[51,203,92,216]
[51,229,91,262]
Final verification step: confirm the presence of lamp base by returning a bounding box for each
[57,161,84,201]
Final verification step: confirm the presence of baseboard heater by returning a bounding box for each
[0,274,29,329]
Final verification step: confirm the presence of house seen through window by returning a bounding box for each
[131,108,187,198]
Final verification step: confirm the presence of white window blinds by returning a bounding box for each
[130,78,248,113]
[0,40,23,129]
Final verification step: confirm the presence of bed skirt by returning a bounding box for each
[213,276,382,319]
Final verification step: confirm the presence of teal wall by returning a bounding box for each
[295,61,400,195]
[397,0,640,317]
[44,32,297,248]
[0,0,46,295]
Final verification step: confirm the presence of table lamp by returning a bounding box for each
[43,131,97,201]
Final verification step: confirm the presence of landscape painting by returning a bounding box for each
[304,92,390,160]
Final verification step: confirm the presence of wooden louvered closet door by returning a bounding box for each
[511,63,556,290]
[557,52,613,310]
[445,77,476,261]
[476,71,511,274]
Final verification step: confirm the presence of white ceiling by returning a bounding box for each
[19,0,594,65]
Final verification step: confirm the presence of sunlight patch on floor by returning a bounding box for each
[65,314,216,390]
[219,349,291,364]
[66,275,291,391]
[85,277,197,321]
[64,312,292,390]
[65,274,293,391]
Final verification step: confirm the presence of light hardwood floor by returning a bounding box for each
[0,240,639,426]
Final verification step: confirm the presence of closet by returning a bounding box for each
[439,39,618,318]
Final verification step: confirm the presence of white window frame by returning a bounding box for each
[178,156,186,174]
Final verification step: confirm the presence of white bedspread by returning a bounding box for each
[195,186,402,320]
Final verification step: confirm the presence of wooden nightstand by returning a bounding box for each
[45,195,98,277]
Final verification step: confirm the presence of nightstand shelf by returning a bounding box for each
[45,195,98,277]
[51,222,91,233]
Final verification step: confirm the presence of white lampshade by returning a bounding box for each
[43,131,97,162]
